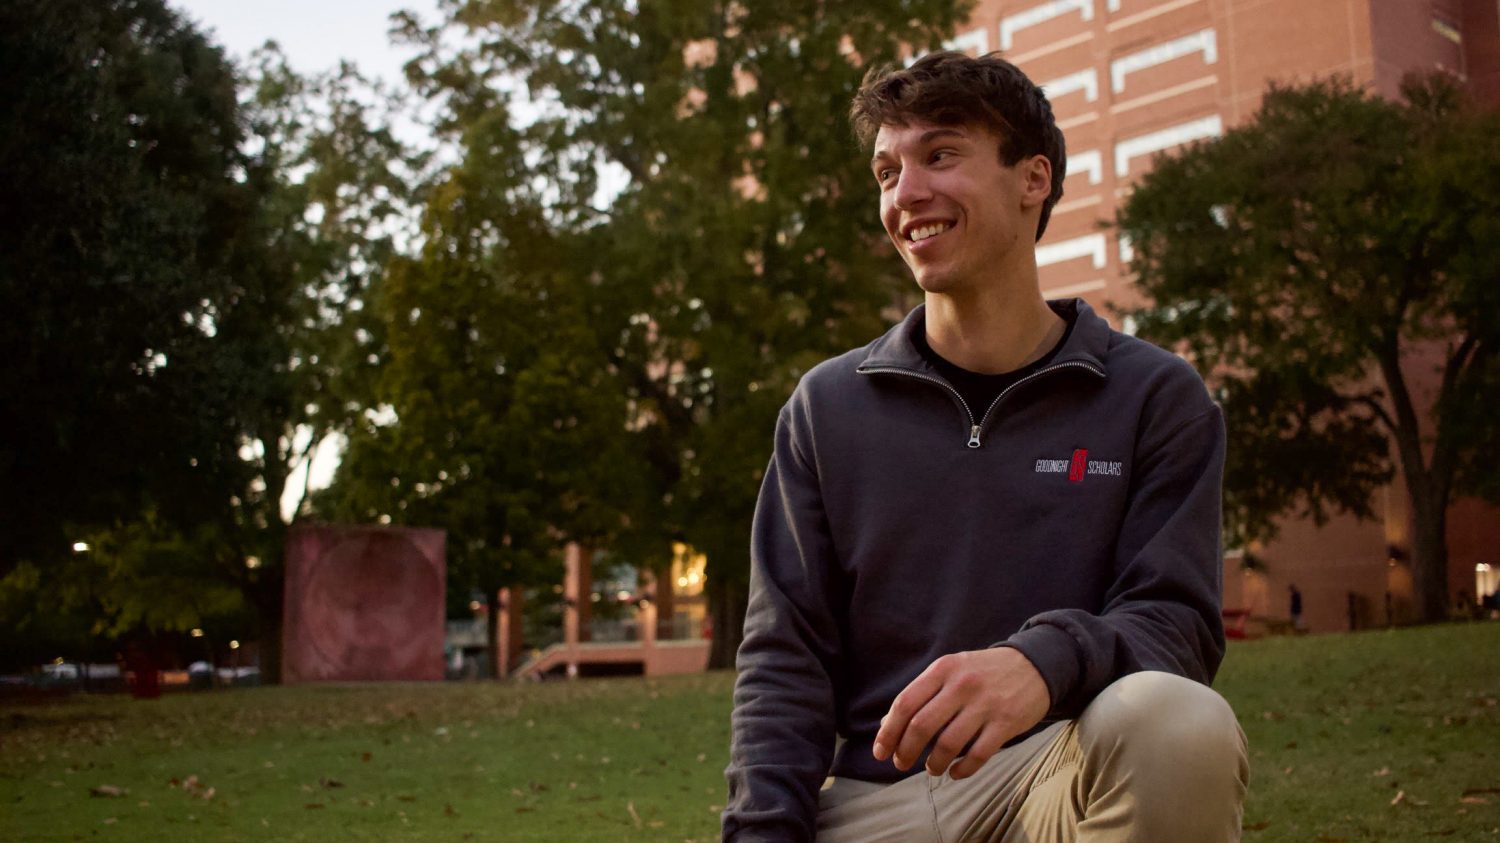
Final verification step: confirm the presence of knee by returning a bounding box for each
[1078,671,1246,771]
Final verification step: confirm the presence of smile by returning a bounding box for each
[906,222,954,242]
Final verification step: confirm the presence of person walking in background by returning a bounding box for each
[1290,584,1304,632]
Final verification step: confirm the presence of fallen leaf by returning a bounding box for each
[1392,790,1406,806]
[1461,787,1500,796]
[627,801,642,828]
[445,804,457,817]
[320,778,344,789]
[90,785,127,798]
[1460,795,1490,805]
[1373,767,1391,777]
[1243,821,1270,831]
[360,752,372,763]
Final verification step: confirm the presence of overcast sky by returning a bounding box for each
[172,0,441,87]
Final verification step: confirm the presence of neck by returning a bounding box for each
[923,270,1064,375]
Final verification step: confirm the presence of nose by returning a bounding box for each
[891,165,931,211]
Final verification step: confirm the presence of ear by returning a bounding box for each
[1018,155,1052,208]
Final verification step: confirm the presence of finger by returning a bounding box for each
[946,722,1012,781]
[873,660,949,762]
[892,685,964,771]
[924,708,985,776]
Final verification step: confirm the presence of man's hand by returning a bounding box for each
[872,647,1050,780]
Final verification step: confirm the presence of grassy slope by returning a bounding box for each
[2,623,1497,842]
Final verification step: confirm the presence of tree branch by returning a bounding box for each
[1374,330,1428,486]
[290,432,323,525]
[1430,337,1491,498]
[1354,394,1397,438]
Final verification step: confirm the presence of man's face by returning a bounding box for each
[871,121,1046,295]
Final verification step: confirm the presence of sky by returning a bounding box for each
[172,0,440,88]
[172,0,442,520]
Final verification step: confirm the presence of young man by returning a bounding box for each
[723,52,1249,842]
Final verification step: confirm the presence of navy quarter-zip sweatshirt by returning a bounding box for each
[723,299,1227,842]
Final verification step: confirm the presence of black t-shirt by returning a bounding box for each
[914,302,1078,422]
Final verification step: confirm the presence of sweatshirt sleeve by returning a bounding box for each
[1001,398,1228,718]
[722,399,842,843]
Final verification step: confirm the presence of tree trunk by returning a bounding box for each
[576,546,593,643]
[1408,486,1451,623]
[259,609,283,685]
[252,570,285,685]
[707,575,746,670]
[486,586,502,680]
[1377,340,1456,626]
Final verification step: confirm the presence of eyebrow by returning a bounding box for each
[871,127,970,165]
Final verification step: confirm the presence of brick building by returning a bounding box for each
[940,0,1500,632]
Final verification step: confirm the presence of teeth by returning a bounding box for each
[908,223,950,242]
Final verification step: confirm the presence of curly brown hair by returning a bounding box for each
[851,51,1067,240]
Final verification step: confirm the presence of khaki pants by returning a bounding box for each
[816,671,1249,842]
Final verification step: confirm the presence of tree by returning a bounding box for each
[216,48,425,682]
[0,0,422,674]
[0,0,259,577]
[1115,74,1500,623]
[319,84,655,677]
[399,0,969,666]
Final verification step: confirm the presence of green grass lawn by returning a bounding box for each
[3,622,1498,842]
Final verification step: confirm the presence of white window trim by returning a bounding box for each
[1037,232,1108,269]
[1114,115,1223,176]
[943,27,990,56]
[1067,150,1103,185]
[1001,0,1094,50]
[1042,68,1100,103]
[1111,29,1218,93]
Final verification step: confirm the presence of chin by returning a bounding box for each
[911,268,959,295]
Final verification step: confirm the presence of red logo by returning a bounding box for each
[1068,448,1088,483]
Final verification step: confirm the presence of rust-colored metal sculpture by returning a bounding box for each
[282,525,446,683]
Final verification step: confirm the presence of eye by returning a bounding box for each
[930,149,955,164]
[876,167,897,185]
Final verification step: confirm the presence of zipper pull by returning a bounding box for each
[968,425,982,449]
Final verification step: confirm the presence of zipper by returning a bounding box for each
[856,367,980,440]
[859,359,1104,449]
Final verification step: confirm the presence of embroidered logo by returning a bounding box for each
[1034,449,1123,483]
[1068,448,1088,483]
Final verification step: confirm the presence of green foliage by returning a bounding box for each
[0,516,248,655]
[0,1,424,672]
[386,0,969,662]
[1116,74,1500,620]
[0,0,259,576]
[225,48,427,620]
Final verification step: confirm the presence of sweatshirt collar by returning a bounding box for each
[859,297,1111,376]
